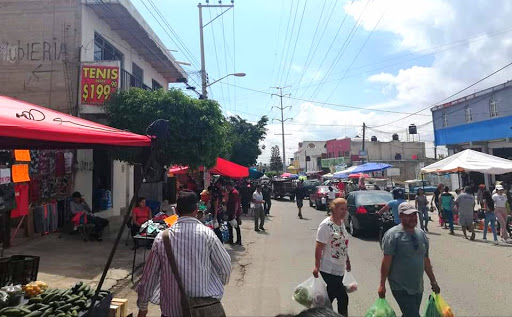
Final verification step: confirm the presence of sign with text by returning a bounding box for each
[321,157,345,168]
[386,168,400,177]
[80,63,120,105]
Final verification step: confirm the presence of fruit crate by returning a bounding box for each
[0,255,40,287]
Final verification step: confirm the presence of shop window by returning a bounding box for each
[464,106,472,122]
[94,32,124,67]
[131,63,144,87]
[489,97,498,118]
[442,111,448,127]
[338,151,342,158]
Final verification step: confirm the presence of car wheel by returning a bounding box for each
[349,217,359,237]
[309,199,313,207]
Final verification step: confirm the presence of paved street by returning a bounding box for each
[222,198,512,317]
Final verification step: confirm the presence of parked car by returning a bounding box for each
[404,180,437,199]
[302,180,321,198]
[345,190,393,237]
[309,186,342,210]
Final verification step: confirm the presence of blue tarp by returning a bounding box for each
[351,163,392,173]
[249,168,264,179]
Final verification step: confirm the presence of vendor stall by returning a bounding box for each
[0,96,154,315]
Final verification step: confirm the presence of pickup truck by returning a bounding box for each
[272,178,296,201]
[404,179,438,199]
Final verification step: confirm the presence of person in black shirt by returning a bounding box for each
[262,184,272,215]
[240,180,252,216]
[210,180,225,242]
[295,181,306,219]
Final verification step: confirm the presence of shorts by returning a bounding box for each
[296,199,303,208]
[459,214,474,227]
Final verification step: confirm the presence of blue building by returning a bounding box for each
[431,81,512,186]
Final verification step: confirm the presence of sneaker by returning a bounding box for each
[482,237,487,241]
[254,229,260,232]
[494,240,499,245]
[449,231,455,235]
[259,227,265,231]
[470,232,475,241]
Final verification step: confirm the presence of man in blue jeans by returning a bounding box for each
[378,203,441,317]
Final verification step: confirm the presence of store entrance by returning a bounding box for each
[92,150,112,212]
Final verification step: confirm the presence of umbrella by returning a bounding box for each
[349,173,370,179]
[351,163,392,174]
[249,168,264,179]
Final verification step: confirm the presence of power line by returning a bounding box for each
[282,0,308,86]
[370,60,512,128]
[277,0,301,86]
[220,7,232,111]
[273,0,296,89]
[207,8,226,105]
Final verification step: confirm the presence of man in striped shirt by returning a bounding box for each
[136,190,232,317]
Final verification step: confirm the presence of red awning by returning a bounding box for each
[0,96,151,148]
[210,157,248,178]
[168,165,204,175]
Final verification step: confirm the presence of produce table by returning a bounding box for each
[131,235,155,282]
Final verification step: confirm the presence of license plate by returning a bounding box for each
[321,197,326,204]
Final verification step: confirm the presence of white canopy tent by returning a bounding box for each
[421,149,512,174]
[333,165,358,179]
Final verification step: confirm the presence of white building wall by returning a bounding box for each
[80,5,168,89]
[74,149,93,207]
[112,160,133,216]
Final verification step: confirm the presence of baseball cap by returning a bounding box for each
[177,190,198,214]
[496,184,504,190]
[398,202,418,215]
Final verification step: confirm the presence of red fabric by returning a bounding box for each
[11,183,29,218]
[133,206,151,226]
[72,212,87,226]
[55,152,65,176]
[0,96,151,148]
[209,157,249,178]
[167,165,204,175]
[29,179,40,203]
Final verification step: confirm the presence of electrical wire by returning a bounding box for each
[277,0,301,86]
[282,0,308,86]
[208,8,226,106]
[220,7,232,111]
[232,5,237,113]
[370,60,512,128]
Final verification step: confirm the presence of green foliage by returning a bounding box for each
[265,171,279,178]
[225,115,268,167]
[105,88,227,168]
[269,145,283,172]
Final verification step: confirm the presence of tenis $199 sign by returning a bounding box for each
[80,64,120,105]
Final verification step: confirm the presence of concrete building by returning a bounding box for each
[293,141,327,173]
[0,0,187,216]
[350,136,426,162]
[431,80,512,187]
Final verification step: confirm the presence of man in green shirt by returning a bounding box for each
[378,202,441,317]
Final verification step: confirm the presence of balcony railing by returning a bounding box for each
[120,69,152,91]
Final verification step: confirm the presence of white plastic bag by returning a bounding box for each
[213,218,220,229]
[229,218,238,228]
[293,276,331,308]
[343,271,358,293]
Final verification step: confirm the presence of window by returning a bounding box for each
[442,111,448,127]
[464,105,472,122]
[152,79,163,90]
[489,97,498,118]
[338,151,342,158]
[94,33,123,66]
[308,143,316,149]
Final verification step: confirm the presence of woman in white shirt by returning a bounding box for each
[492,185,511,243]
[313,198,351,316]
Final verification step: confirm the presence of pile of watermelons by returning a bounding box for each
[0,281,109,317]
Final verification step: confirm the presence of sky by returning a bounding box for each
[131,0,512,165]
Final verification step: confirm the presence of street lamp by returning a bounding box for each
[206,72,246,88]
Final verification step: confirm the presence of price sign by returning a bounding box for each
[80,65,120,105]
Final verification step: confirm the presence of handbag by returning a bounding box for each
[162,230,226,317]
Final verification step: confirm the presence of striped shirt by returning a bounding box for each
[136,216,232,316]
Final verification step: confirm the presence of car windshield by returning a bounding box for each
[356,192,392,205]
[317,187,336,193]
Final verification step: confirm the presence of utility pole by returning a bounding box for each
[272,86,292,173]
[361,122,366,164]
[198,2,234,99]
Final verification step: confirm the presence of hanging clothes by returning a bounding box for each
[11,183,29,218]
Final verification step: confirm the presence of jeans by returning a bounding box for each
[442,209,454,231]
[483,212,498,241]
[264,199,271,215]
[227,214,241,243]
[418,207,428,230]
[254,205,265,230]
[392,290,422,317]
[495,207,509,240]
[320,271,348,316]
[241,200,249,215]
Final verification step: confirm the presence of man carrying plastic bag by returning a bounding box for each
[377,203,441,317]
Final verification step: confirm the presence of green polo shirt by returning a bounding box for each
[382,225,429,295]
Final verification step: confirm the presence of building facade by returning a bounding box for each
[0,0,187,216]
[293,141,327,173]
[431,80,512,187]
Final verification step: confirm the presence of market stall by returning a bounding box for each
[0,96,154,316]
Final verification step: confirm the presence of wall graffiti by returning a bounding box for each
[0,40,66,63]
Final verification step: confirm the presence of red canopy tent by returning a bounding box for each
[0,96,151,148]
[209,157,249,178]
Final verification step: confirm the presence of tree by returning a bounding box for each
[225,115,268,166]
[269,145,283,172]
[105,88,228,168]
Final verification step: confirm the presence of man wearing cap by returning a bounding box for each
[70,191,109,241]
[455,186,476,240]
[137,190,232,317]
[378,202,440,317]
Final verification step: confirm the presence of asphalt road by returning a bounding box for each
[222,198,512,317]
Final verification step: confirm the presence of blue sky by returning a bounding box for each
[131,0,512,164]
